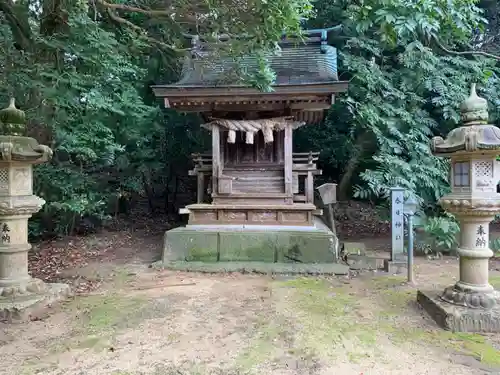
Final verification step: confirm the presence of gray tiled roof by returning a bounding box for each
[172,35,339,87]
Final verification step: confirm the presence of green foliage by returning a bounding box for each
[0,3,196,236]
[414,214,460,254]
[0,0,312,237]
[0,10,165,235]
[304,0,500,211]
[490,238,500,253]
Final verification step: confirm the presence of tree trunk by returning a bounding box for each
[337,131,372,201]
[0,1,32,51]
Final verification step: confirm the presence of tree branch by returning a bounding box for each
[433,36,500,61]
[95,0,173,17]
[93,0,199,22]
[104,7,187,53]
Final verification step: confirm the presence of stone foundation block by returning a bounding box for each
[0,282,71,323]
[417,289,500,332]
[162,225,337,264]
[348,255,384,270]
[153,260,350,275]
[384,259,407,274]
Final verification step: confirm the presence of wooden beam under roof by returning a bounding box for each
[152,82,348,100]
[164,95,334,112]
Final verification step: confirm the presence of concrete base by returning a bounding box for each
[162,218,339,264]
[417,289,500,332]
[0,282,71,322]
[384,259,407,274]
[348,254,385,270]
[152,260,350,275]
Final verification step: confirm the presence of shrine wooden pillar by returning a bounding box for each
[284,124,293,204]
[212,124,220,195]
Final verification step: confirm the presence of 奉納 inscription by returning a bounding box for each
[0,223,11,243]
[475,225,487,247]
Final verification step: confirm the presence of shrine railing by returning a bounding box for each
[291,152,321,204]
[292,151,319,167]
[190,151,319,169]
[190,152,212,171]
[189,151,321,204]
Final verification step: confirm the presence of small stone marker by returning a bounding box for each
[390,187,405,260]
[317,182,338,239]
[317,183,337,205]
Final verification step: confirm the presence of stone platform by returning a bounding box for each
[417,289,500,332]
[384,255,408,274]
[162,217,342,265]
[153,261,349,275]
[0,282,71,322]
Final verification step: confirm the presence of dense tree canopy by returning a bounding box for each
[0,0,499,236]
[304,0,500,207]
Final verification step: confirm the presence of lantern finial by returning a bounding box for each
[0,98,26,136]
[460,83,489,125]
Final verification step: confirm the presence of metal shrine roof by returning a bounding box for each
[151,28,348,119]
[173,35,339,87]
[152,28,345,91]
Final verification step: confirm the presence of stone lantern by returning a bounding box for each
[417,84,500,332]
[0,98,69,321]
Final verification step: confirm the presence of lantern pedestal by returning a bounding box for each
[442,215,497,309]
[417,290,500,332]
[0,136,70,322]
[417,212,500,332]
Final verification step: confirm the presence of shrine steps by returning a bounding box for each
[224,169,284,194]
[212,193,290,205]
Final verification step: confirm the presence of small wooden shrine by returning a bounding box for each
[152,29,348,227]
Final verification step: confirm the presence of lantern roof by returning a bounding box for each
[431,84,500,155]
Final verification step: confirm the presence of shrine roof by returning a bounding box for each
[151,28,347,100]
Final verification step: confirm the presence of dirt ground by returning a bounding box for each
[1,228,500,375]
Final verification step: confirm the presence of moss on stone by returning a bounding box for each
[164,227,336,263]
[186,247,218,262]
